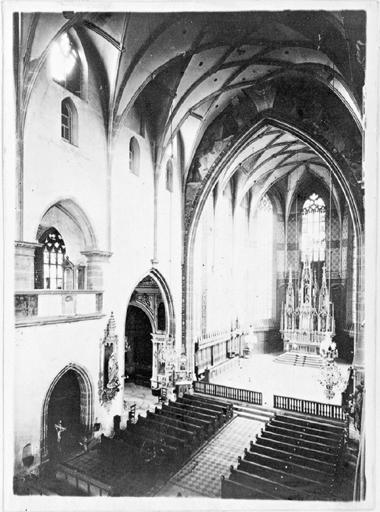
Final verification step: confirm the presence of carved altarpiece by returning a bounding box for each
[99,312,120,406]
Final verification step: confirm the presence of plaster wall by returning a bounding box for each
[14,317,109,474]
[22,60,108,250]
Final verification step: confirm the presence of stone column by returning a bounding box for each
[15,241,41,290]
[81,250,112,290]
[353,233,365,385]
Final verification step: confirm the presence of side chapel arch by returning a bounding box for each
[124,269,176,390]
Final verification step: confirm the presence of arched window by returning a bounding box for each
[301,193,326,262]
[254,195,274,320]
[50,32,82,97]
[38,228,66,290]
[166,159,173,192]
[61,98,78,145]
[129,137,140,175]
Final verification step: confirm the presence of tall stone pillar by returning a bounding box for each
[15,241,41,290]
[353,233,365,385]
[81,250,112,290]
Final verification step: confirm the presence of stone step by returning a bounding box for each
[234,404,275,423]
[274,352,323,368]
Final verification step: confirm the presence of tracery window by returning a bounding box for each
[301,193,326,262]
[50,32,82,97]
[40,228,66,290]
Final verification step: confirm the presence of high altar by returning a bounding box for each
[280,258,335,355]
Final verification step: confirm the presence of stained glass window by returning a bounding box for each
[301,193,326,262]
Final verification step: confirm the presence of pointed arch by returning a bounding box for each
[41,363,94,462]
[183,116,363,365]
[36,198,97,250]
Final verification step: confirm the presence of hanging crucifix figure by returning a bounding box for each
[54,419,66,453]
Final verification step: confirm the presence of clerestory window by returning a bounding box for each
[50,32,82,97]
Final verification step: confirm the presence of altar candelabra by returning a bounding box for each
[318,340,345,400]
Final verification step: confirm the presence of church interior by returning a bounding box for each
[10,7,371,503]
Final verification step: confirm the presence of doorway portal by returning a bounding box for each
[125,305,153,387]
[47,370,82,458]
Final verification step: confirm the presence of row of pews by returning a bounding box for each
[58,393,233,496]
[222,413,346,500]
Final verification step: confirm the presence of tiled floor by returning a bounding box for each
[211,353,350,406]
[156,416,261,498]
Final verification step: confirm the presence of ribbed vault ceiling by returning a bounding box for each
[18,10,365,219]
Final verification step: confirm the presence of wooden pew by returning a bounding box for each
[237,458,328,497]
[249,442,335,474]
[260,430,339,456]
[221,475,279,500]
[147,410,206,442]
[127,421,191,457]
[138,414,200,448]
[159,405,214,435]
[255,437,338,464]
[171,399,224,427]
[165,403,218,431]
[266,421,339,447]
[185,393,233,417]
[273,419,343,441]
[182,395,233,418]
[275,415,344,436]
[227,466,317,501]
[119,427,179,461]
[243,449,333,485]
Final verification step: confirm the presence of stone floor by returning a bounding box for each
[156,416,262,497]
[210,353,350,406]
[123,381,160,420]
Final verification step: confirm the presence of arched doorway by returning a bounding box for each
[47,370,81,457]
[125,305,153,386]
[41,364,93,461]
[124,271,175,393]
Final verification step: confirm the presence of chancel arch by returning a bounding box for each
[184,117,364,372]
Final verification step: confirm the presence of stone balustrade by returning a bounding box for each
[15,290,103,326]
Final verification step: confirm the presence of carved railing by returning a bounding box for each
[273,394,345,420]
[194,381,262,405]
[15,290,103,324]
[195,328,246,375]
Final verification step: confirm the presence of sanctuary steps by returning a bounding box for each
[274,352,323,368]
